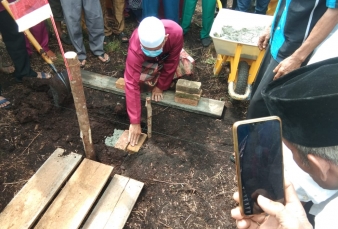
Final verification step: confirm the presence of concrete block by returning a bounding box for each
[175,89,202,100]
[115,78,125,90]
[175,96,199,106]
[176,79,201,94]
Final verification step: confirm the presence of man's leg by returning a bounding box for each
[236,0,251,12]
[111,0,126,35]
[0,10,37,81]
[180,0,198,34]
[83,0,105,57]
[163,0,180,23]
[246,51,278,119]
[100,0,113,37]
[200,0,216,39]
[142,0,159,19]
[255,0,270,14]
[60,0,87,60]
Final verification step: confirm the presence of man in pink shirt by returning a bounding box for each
[125,16,183,146]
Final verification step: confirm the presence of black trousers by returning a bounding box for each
[0,10,36,82]
[247,47,279,119]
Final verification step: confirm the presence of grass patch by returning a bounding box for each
[104,40,120,53]
[202,57,216,65]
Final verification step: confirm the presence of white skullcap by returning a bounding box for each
[138,16,165,48]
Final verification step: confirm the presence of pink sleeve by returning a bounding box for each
[125,46,143,124]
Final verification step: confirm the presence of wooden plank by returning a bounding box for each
[34,159,113,229]
[0,148,82,229]
[103,176,144,229]
[83,175,144,229]
[82,175,130,228]
[126,132,147,154]
[81,70,225,118]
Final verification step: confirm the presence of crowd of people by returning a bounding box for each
[1,1,338,229]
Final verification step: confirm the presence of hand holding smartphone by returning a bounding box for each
[233,116,285,216]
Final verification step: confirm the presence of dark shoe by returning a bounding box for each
[201,37,212,47]
[16,71,52,83]
[118,32,129,43]
[61,33,72,45]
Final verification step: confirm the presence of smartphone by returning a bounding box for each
[233,116,284,216]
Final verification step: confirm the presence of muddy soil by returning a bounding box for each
[0,2,250,228]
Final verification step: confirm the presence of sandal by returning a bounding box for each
[104,36,112,45]
[16,72,52,82]
[97,53,110,64]
[118,32,129,43]
[79,59,86,68]
[36,72,52,79]
[0,96,11,109]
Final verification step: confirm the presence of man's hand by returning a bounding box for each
[258,25,271,50]
[128,124,141,146]
[273,55,303,80]
[152,86,163,102]
[231,180,313,229]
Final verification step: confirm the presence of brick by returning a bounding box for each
[127,133,147,154]
[175,96,199,106]
[176,79,201,94]
[114,130,129,150]
[114,130,148,153]
[175,89,202,100]
[115,78,125,90]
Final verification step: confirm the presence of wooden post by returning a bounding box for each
[145,97,152,138]
[65,52,96,160]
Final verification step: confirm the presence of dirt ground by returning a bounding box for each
[0,2,250,228]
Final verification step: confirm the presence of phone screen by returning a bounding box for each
[236,118,284,215]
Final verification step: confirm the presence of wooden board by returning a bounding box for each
[81,70,225,118]
[126,132,147,153]
[34,159,113,229]
[82,175,144,229]
[0,148,82,229]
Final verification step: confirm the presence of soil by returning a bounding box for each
[0,2,250,228]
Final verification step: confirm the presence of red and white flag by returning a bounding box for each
[9,0,52,32]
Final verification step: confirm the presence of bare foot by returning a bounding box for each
[0,65,14,74]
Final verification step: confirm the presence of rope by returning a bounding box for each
[8,98,233,154]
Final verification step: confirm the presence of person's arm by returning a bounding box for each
[125,46,143,146]
[273,8,338,80]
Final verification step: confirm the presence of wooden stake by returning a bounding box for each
[145,97,152,138]
[65,52,96,160]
